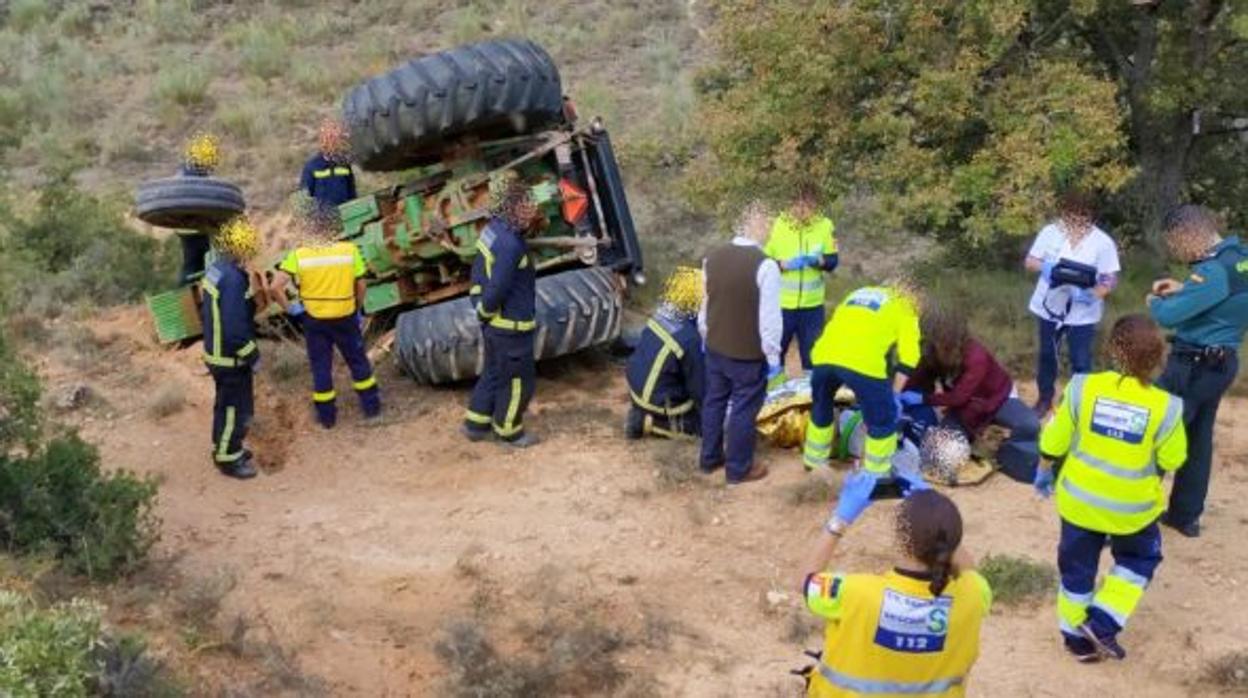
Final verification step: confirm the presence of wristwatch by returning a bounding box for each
[824,517,848,538]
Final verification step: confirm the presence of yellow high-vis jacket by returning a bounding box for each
[765,213,838,310]
[812,286,920,379]
[1040,371,1187,535]
[279,241,366,320]
[804,569,992,697]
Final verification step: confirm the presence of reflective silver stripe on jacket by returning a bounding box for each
[1071,450,1156,480]
[1060,478,1155,514]
[818,664,964,694]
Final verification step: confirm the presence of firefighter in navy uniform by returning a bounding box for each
[300,119,357,212]
[462,176,546,447]
[625,267,706,439]
[201,217,262,480]
[1148,205,1248,538]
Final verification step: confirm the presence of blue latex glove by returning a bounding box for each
[802,253,823,269]
[1034,467,1055,498]
[899,390,924,407]
[287,300,305,318]
[1072,288,1097,306]
[834,470,878,524]
[1040,260,1056,284]
[783,255,810,271]
[895,466,930,496]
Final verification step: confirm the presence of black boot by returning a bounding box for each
[217,454,258,480]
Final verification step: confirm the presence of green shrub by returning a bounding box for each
[978,554,1057,606]
[0,591,181,697]
[228,20,291,81]
[5,0,54,32]
[0,334,41,453]
[0,591,103,696]
[153,62,211,107]
[0,433,159,579]
[3,172,178,315]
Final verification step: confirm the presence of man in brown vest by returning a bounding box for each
[698,202,783,484]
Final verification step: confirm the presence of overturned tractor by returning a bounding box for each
[138,39,643,385]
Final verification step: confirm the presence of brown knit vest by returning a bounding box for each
[705,243,768,360]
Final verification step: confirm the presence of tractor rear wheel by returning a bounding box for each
[394,266,622,385]
[342,38,565,172]
[135,176,246,230]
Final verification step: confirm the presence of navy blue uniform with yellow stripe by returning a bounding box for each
[200,259,257,465]
[300,153,357,211]
[624,312,705,438]
[465,219,538,441]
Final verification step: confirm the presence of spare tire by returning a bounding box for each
[343,39,565,172]
[135,176,246,230]
[395,266,622,384]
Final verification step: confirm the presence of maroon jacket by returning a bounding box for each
[906,338,1013,437]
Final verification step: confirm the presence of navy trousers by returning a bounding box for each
[1159,351,1239,527]
[304,315,380,428]
[1058,519,1162,641]
[781,306,825,370]
[1036,318,1096,406]
[700,350,767,481]
[810,365,896,442]
[210,366,253,465]
[466,328,536,441]
[177,233,211,286]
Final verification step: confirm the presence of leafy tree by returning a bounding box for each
[693,0,1248,259]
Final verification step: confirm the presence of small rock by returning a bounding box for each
[711,516,723,526]
[55,384,93,411]
[596,486,609,496]
[393,581,409,592]
[649,539,663,550]
[766,591,790,607]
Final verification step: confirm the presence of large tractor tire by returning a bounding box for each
[395,266,622,384]
[135,176,245,230]
[343,39,564,172]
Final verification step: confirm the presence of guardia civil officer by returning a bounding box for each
[201,217,262,479]
[462,176,545,447]
[300,119,357,212]
[798,488,991,697]
[624,267,705,439]
[1036,315,1187,662]
[764,182,839,371]
[1148,204,1248,538]
[271,209,381,428]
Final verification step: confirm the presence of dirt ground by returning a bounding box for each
[33,307,1248,697]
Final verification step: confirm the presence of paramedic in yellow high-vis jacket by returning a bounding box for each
[800,488,991,698]
[1036,314,1187,663]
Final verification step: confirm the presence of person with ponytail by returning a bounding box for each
[799,490,991,697]
[1037,314,1188,662]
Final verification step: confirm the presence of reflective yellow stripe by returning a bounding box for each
[629,390,694,416]
[204,354,243,368]
[862,433,896,474]
[1092,565,1149,628]
[352,375,377,391]
[646,319,685,358]
[332,167,351,175]
[494,377,524,437]
[236,341,256,357]
[208,285,223,359]
[313,390,337,403]
[488,317,536,332]
[476,240,495,278]
[518,255,530,269]
[1057,585,1093,634]
[640,345,671,407]
[217,406,235,460]
[470,285,482,295]
[803,420,835,471]
[312,169,332,178]
[464,410,491,425]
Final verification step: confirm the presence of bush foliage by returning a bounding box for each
[0,434,159,580]
[0,170,177,316]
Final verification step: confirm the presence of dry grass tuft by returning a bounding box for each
[146,383,186,419]
[978,554,1056,606]
[1203,651,1248,692]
